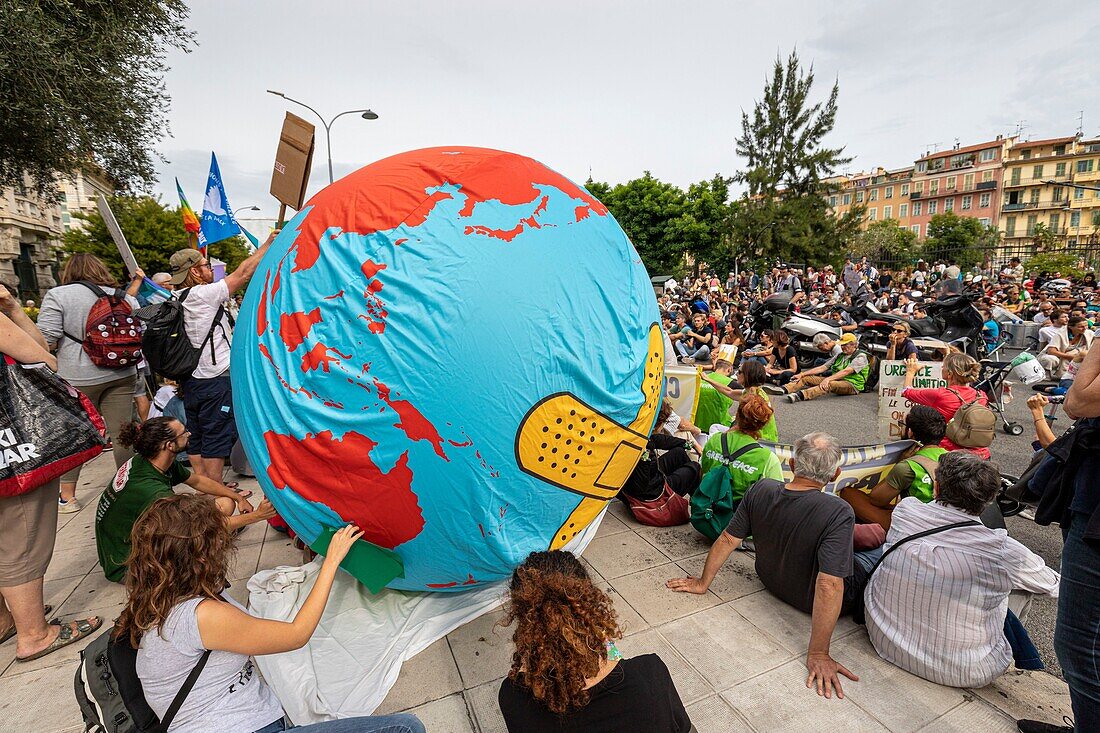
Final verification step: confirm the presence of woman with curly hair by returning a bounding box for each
[116,494,425,733]
[498,551,691,732]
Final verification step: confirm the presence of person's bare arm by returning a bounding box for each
[226,500,276,530]
[867,478,902,509]
[805,573,857,699]
[666,531,742,594]
[223,229,280,294]
[196,525,362,655]
[0,312,56,369]
[184,472,255,513]
[124,268,145,298]
[1026,394,1057,448]
[0,285,49,353]
[1066,345,1100,419]
[701,372,742,399]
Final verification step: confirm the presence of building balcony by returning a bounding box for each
[1004,175,1071,189]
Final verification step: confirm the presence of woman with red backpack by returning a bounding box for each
[38,254,143,513]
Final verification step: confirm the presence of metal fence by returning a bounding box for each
[869,240,1100,278]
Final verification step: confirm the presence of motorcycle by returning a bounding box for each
[855,293,987,360]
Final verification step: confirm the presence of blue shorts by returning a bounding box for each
[181,373,237,459]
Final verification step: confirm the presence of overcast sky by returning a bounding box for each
[152,0,1100,222]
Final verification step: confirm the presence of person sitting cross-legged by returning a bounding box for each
[667,432,878,700]
[839,406,947,531]
[772,333,870,403]
[95,417,276,583]
[864,451,1060,689]
[675,312,713,364]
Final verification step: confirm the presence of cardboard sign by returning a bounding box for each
[270,112,315,211]
[877,360,947,440]
[95,195,139,277]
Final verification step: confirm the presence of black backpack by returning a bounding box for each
[139,288,232,381]
[75,627,210,733]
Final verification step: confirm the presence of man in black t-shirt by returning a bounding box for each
[668,432,869,701]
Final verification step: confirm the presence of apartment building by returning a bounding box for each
[1067,136,1100,245]
[862,166,914,229]
[907,136,1013,239]
[0,180,64,299]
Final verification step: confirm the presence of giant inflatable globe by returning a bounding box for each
[232,147,662,591]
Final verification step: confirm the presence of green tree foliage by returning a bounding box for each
[850,219,918,261]
[920,212,990,269]
[1030,222,1056,250]
[733,50,861,266]
[585,173,735,277]
[735,51,852,197]
[63,196,250,282]
[598,173,689,275]
[679,175,735,274]
[0,1,194,197]
[1024,252,1086,279]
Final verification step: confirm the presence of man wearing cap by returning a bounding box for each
[167,231,278,483]
[771,333,869,402]
[775,263,805,306]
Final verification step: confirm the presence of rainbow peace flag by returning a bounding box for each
[176,178,201,238]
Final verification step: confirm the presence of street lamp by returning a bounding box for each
[233,205,261,216]
[267,90,379,185]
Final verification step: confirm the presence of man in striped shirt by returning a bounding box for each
[864,452,1059,688]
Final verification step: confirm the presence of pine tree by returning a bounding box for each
[733,50,862,266]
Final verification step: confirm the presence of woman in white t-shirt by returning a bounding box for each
[116,495,425,733]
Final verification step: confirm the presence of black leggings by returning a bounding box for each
[658,448,701,497]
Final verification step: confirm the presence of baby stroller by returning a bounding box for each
[975,351,1046,436]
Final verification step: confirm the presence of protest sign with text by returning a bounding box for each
[877,359,947,440]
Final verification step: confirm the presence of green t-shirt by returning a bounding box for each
[884,445,947,504]
[96,456,190,582]
[701,430,784,504]
[695,373,735,432]
[741,386,779,443]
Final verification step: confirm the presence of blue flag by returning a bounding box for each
[137,277,172,306]
[197,152,241,252]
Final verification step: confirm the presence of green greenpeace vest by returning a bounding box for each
[904,445,947,504]
[695,373,734,432]
[692,431,783,541]
[833,350,870,391]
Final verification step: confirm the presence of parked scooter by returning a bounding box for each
[856,293,988,360]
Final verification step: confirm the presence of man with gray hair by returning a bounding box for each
[668,432,876,700]
[865,451,1058,689]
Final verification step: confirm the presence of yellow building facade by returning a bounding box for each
[1000,136,1077,250]
[1067,136,1100,245]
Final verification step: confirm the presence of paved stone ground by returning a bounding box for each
[0,380,1073,732]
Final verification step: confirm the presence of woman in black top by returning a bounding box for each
[765,330,800,386]
[498,551,692,733]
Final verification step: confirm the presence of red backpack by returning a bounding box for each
[63,282,143,369]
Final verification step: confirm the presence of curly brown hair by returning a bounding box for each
[115,494,235,647]
[501,551,622,714]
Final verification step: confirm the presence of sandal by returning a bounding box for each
[224,482,252,499]
[16,615,102,662]
[0,605,52,644]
